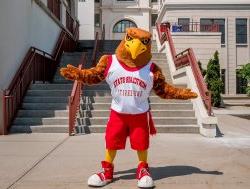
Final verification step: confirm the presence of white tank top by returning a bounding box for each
[105,55,154,114]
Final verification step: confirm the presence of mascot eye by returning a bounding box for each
[126,34,133,41]
[141,38,150,45]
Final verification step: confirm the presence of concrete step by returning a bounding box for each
[59,54,82,65]
[78,117,196,125]
[23,96,69,103]
[10,125,68,133]
[17,110,69,117]
[13,117,69,125]
[83,84,110,90]
[10,124,199,134]
[222,94,249,100]
[77,125,199,134]
[222,95,250,106]
[26,90,71,96]
[30,84,73,90]
[80,103,193,110]
[223,100,250,106]
[52,78,74,84]
[79,110,195,118]
[22,103,68,110]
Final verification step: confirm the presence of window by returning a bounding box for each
[95,0,100,3]
[200,19,225,44]
[95,14,100,27]
[151,0,158,2]
[178,18,190,32]
[151,14,158,27]
[113,20,137,33]
[236,18,247,44]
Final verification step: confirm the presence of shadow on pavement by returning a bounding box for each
[216,125,224,137]
[115,165,223,181]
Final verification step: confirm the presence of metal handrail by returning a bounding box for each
[156,23,212,115]
[68,24,105,136]
[66,10,74,34]
[68,53,86,136]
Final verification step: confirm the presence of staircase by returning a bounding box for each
[10,52,83,133]
[10,40,199,134]
[77,40,199,134]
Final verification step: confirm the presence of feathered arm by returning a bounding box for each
[60,55,109,85]
[152,64,198,99]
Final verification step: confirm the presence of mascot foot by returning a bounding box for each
[88,161,114,187]
[136,162,154,188]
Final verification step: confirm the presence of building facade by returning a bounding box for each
[157,0,250,95]
[78,0,160,40]
[78,0,250,95]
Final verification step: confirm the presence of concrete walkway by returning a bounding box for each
[1,114,250,189]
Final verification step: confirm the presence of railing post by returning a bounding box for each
[68,96,72,136]
[2,92,7,135]
[43,52,46,83]
[33,52,36,83]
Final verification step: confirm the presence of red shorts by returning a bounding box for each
[105,110,154,151]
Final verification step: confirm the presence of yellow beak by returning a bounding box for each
[125,38,147,59]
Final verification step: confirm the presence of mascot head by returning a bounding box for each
[115,27,152,67]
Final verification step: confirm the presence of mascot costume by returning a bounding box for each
[60,28,197,188]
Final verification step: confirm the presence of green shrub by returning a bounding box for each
[210,79,223,106]
[238,63,250,96]
[205,51,223,107]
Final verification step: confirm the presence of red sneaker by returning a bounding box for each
[136,162,154,188]
[88,161,114,187]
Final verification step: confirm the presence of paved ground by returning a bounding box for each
[1,114,250,189]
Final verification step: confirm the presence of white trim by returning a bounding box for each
[162,0,250,5]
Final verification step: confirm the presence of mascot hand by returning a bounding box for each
[60,64,81,81]
[182,89,198,99]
